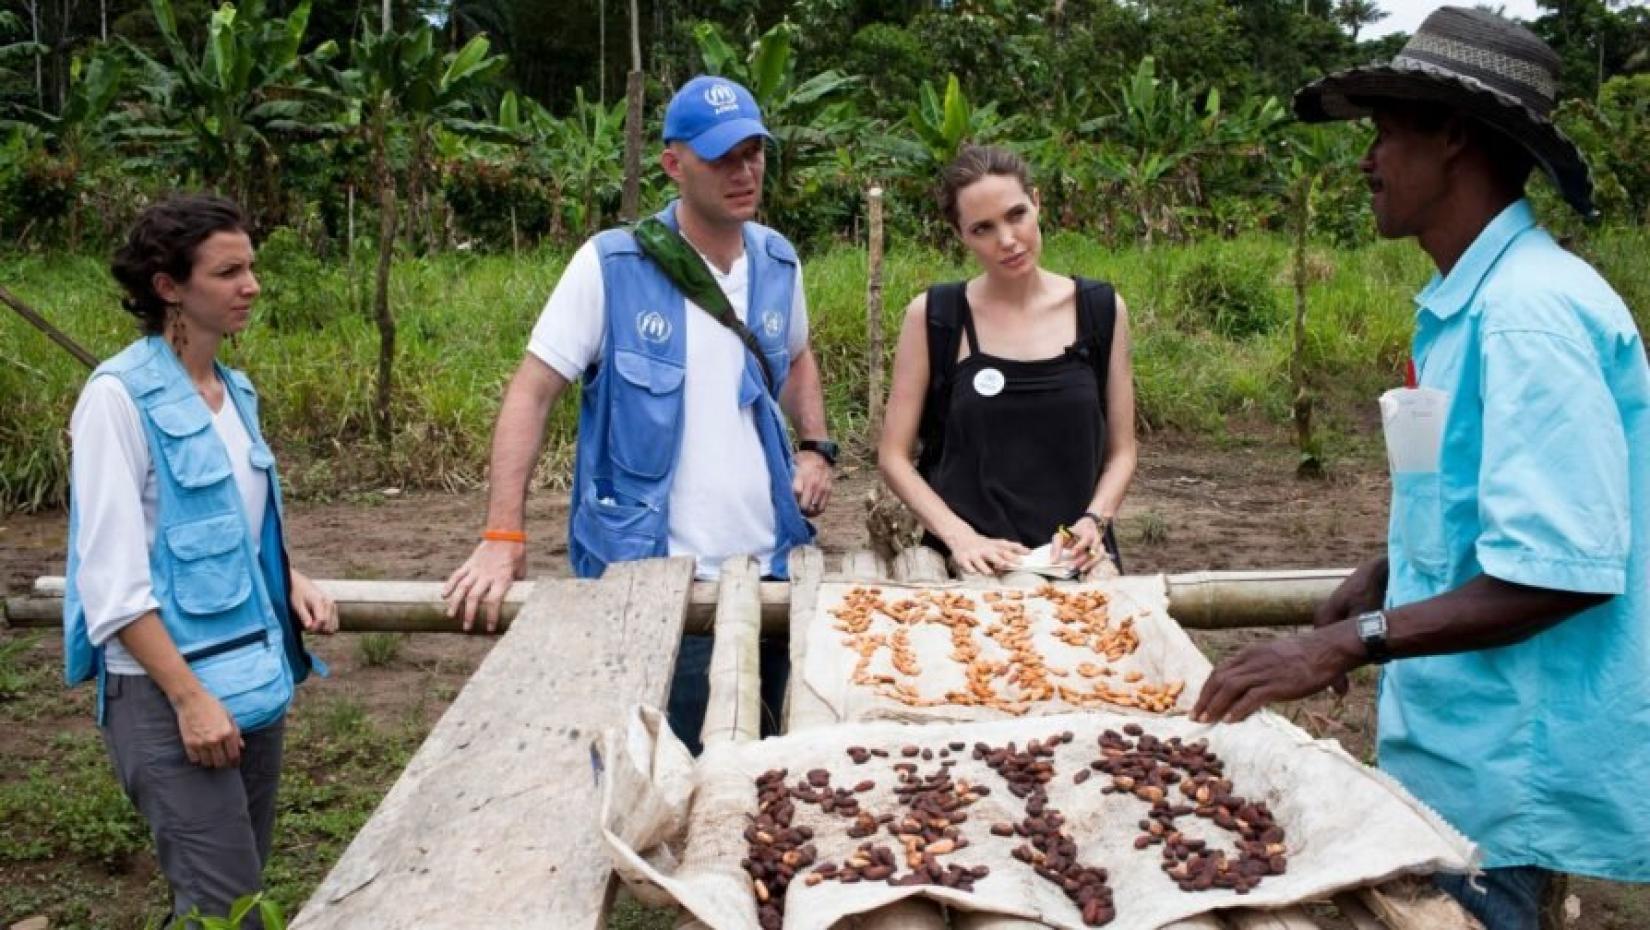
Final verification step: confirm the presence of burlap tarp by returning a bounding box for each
[602,707,1477,930]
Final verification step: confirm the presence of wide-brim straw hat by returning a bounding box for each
[1294,5,1595,219]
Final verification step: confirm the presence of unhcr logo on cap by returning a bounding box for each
[663,75,772,160]
[704,82,740,115]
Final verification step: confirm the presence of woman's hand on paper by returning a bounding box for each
[947,532,1028,576]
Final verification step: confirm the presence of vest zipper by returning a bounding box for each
[181,629,268,664]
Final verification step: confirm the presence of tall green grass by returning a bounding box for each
[4,225,1648,511]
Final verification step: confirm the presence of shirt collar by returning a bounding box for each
[1413,199,1538,321]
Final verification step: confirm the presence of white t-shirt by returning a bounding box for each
[528,238,808,579]
[69,375,268,675]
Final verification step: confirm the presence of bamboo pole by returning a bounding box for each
[782,546,833,730]
[866,186,886,447]
[9,569,1352,635]
[0,285,98,370]
[891,545,947,584]
[1164,569,1349,630]
[699,556,762,748]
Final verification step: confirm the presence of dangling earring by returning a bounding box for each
[168,305,188,352]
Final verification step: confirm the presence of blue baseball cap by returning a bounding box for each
[663,75,772,160]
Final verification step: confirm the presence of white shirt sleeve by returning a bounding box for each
[69,376,160,647]
[788,263,809,358]
[527,239,607,381]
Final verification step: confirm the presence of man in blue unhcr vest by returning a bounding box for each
[1191,9,1650,930]
[442,76,834,753]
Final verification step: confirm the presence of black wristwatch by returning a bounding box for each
[797,439,839,467]
[1355,610,1391,665]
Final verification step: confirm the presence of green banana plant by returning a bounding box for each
[550,86,628,235]
[325,21,508,443]
[121,0,340,222]
[690,20,861,233]
[905,73,1017,168]
[1274,122,1364,474]
[1084,57,1284,243]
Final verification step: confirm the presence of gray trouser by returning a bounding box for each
[101,673,284,926]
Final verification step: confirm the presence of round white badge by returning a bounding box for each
[973,367,1006,398]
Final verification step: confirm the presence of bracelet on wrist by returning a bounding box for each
[482,529,527,544]
[1076,511,1111,532]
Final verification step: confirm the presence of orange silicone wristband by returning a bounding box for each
[482,529,527,544]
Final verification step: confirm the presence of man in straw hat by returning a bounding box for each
[1193,7,1650,927]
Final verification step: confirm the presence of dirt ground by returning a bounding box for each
[0,434,1393,594]
[2,434,1644,928]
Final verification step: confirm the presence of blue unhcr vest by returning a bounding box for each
[63,337,321,730]
[568,201,815,580]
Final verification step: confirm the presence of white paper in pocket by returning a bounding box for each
[1379,386,1450,473]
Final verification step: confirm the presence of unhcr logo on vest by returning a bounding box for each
[637,310,672,344]
[703,82,740,115]
[761,309,784,339]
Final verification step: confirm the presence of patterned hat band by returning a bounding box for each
[1395,32,1559,112]
[1290,6,1595,218]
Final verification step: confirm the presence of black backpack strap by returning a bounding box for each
[916,282,967,479]
[1072,276,1116,408]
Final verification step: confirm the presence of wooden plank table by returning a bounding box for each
[289,558,695,930]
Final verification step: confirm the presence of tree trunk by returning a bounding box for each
[620,0,644,222]
[599,0,607,104]
[372,125,399,445]
[1291,179,1317,477]
[865,186,886,453]
[382,0,391,32]
[347,184,358,313]
[407,128,428,253]
[30,0,42,110]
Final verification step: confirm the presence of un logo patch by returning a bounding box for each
[704,83,739,110]
[761,310,784,339]
[637,311,672,344]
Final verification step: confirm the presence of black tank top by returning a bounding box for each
[923,280,1112,555]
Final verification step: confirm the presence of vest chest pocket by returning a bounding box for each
[148,397,232,489]
[164,513,254,615]
[609,349,685,479]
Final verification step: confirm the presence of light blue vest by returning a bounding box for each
[568,201,815,579]
[63,337,320,730]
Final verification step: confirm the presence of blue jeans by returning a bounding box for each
[665,633,789,755]
[1435,866,1551,930]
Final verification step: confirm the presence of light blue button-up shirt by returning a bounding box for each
[1377,199,1650,880]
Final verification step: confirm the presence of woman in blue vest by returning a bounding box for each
[879,145,1139,577]
[62,194,336,923]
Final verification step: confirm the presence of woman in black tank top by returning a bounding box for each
[877,145,1139,577]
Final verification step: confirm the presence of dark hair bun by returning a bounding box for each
[110,194,247,335]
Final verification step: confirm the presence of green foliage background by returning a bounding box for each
[0,0,1647,510]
